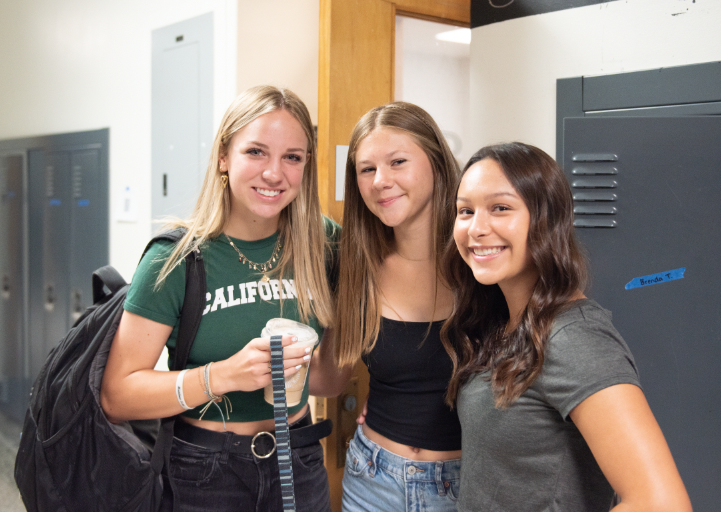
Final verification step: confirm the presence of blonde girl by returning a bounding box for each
[101,86,339,511]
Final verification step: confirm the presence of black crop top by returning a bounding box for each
[361,317,462,451]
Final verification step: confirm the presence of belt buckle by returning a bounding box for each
[251,431,277,459]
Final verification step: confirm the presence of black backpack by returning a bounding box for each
[14,229,206,512]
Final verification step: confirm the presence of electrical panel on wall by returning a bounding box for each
[151,13,213,226]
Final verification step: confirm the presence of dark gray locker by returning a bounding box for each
[0,154,25,421]
[27,149,47,388]
[42,152,72,359]
[69,149,105,323]
[1,129,109,413]
[563,116,721,510]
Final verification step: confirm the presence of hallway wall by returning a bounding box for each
[0,0,319,280]
[469,0,721,158]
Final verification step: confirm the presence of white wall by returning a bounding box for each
[236,1,320,125]
[0,0,320,281]
[469,0,721,158]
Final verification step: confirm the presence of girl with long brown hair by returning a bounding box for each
[101,86,339,511]
[333,102,462,511]
[444,142,691,511]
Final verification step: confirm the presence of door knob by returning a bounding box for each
[343,394,357,412]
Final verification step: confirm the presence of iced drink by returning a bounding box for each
[262,318,319,407]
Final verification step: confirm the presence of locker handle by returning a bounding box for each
[72,289,84,322]
[72,289,83,313]
[45,284,55,312]
[1,274,9,299]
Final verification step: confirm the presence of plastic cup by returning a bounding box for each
[262,318,319,407]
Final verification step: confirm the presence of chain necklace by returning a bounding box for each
[224,234,282,283]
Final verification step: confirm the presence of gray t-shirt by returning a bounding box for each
[456,299,640,512]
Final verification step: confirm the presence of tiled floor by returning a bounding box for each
[0,410,24,511]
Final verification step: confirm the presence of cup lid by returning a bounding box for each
[261,318,319,345]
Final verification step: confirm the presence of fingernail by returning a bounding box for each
[305,347,311,354]
[292,336,298,342]
[295,364,302,370]
[303,355,311,361]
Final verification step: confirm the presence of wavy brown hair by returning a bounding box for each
[442,142,588,408]
[334,102,460,366]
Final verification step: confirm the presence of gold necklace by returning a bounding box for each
[224,234,282,283]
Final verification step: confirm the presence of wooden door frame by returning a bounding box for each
[316,1,469,510]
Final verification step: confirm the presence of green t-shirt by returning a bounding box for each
[124,217,340,422]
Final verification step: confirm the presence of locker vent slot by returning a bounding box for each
[573,191,617,202]
[574,205,617,215]
[572,178,617,189]
[572,165,618,175]
[72,165,82,198]
[574,218,617,228]
[572,153,618,162]
[571,154,619,228]
[45,165,54,197]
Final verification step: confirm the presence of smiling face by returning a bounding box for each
[354,127,435,232]
[219,108,308,236]
[453,158,538,295]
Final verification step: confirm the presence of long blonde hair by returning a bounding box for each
[334,102,460,365]
[156,85,333,327]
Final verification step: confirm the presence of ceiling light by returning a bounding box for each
[435,28,471,45]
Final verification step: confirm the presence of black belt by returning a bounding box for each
[174,416,332,459]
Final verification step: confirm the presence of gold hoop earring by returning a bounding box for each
[220,173,228,189]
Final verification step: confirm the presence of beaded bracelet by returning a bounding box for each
[204,362,222,401]
[197,362,232,427]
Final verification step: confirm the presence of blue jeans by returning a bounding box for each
[160,420,331,512]
[342,425,460,512]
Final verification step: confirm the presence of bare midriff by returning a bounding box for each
[180,404,309,435]
[362,423,461,462]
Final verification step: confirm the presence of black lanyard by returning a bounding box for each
[269,335,296,511]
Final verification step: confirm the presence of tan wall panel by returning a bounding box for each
[391,0,470,25]
[319,0,394,222]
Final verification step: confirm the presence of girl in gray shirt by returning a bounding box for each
[441,142,691,512]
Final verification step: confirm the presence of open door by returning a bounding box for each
[315,1,469,509]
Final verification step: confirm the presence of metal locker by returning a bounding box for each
[0,154,25,422]
[42,151,73,363]
[0,129,109,417]
[563,115,721,510]
[69,149,107,323]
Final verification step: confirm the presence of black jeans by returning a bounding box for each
[160,419,331,512]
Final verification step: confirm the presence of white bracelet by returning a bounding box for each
[175,369,193,410]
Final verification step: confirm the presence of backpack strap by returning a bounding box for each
[92,266,128,303]
[141,229,207,476]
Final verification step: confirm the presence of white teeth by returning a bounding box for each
[473,247,503,256]
[256,188,280,197]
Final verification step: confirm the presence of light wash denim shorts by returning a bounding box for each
[342,425,460,512]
